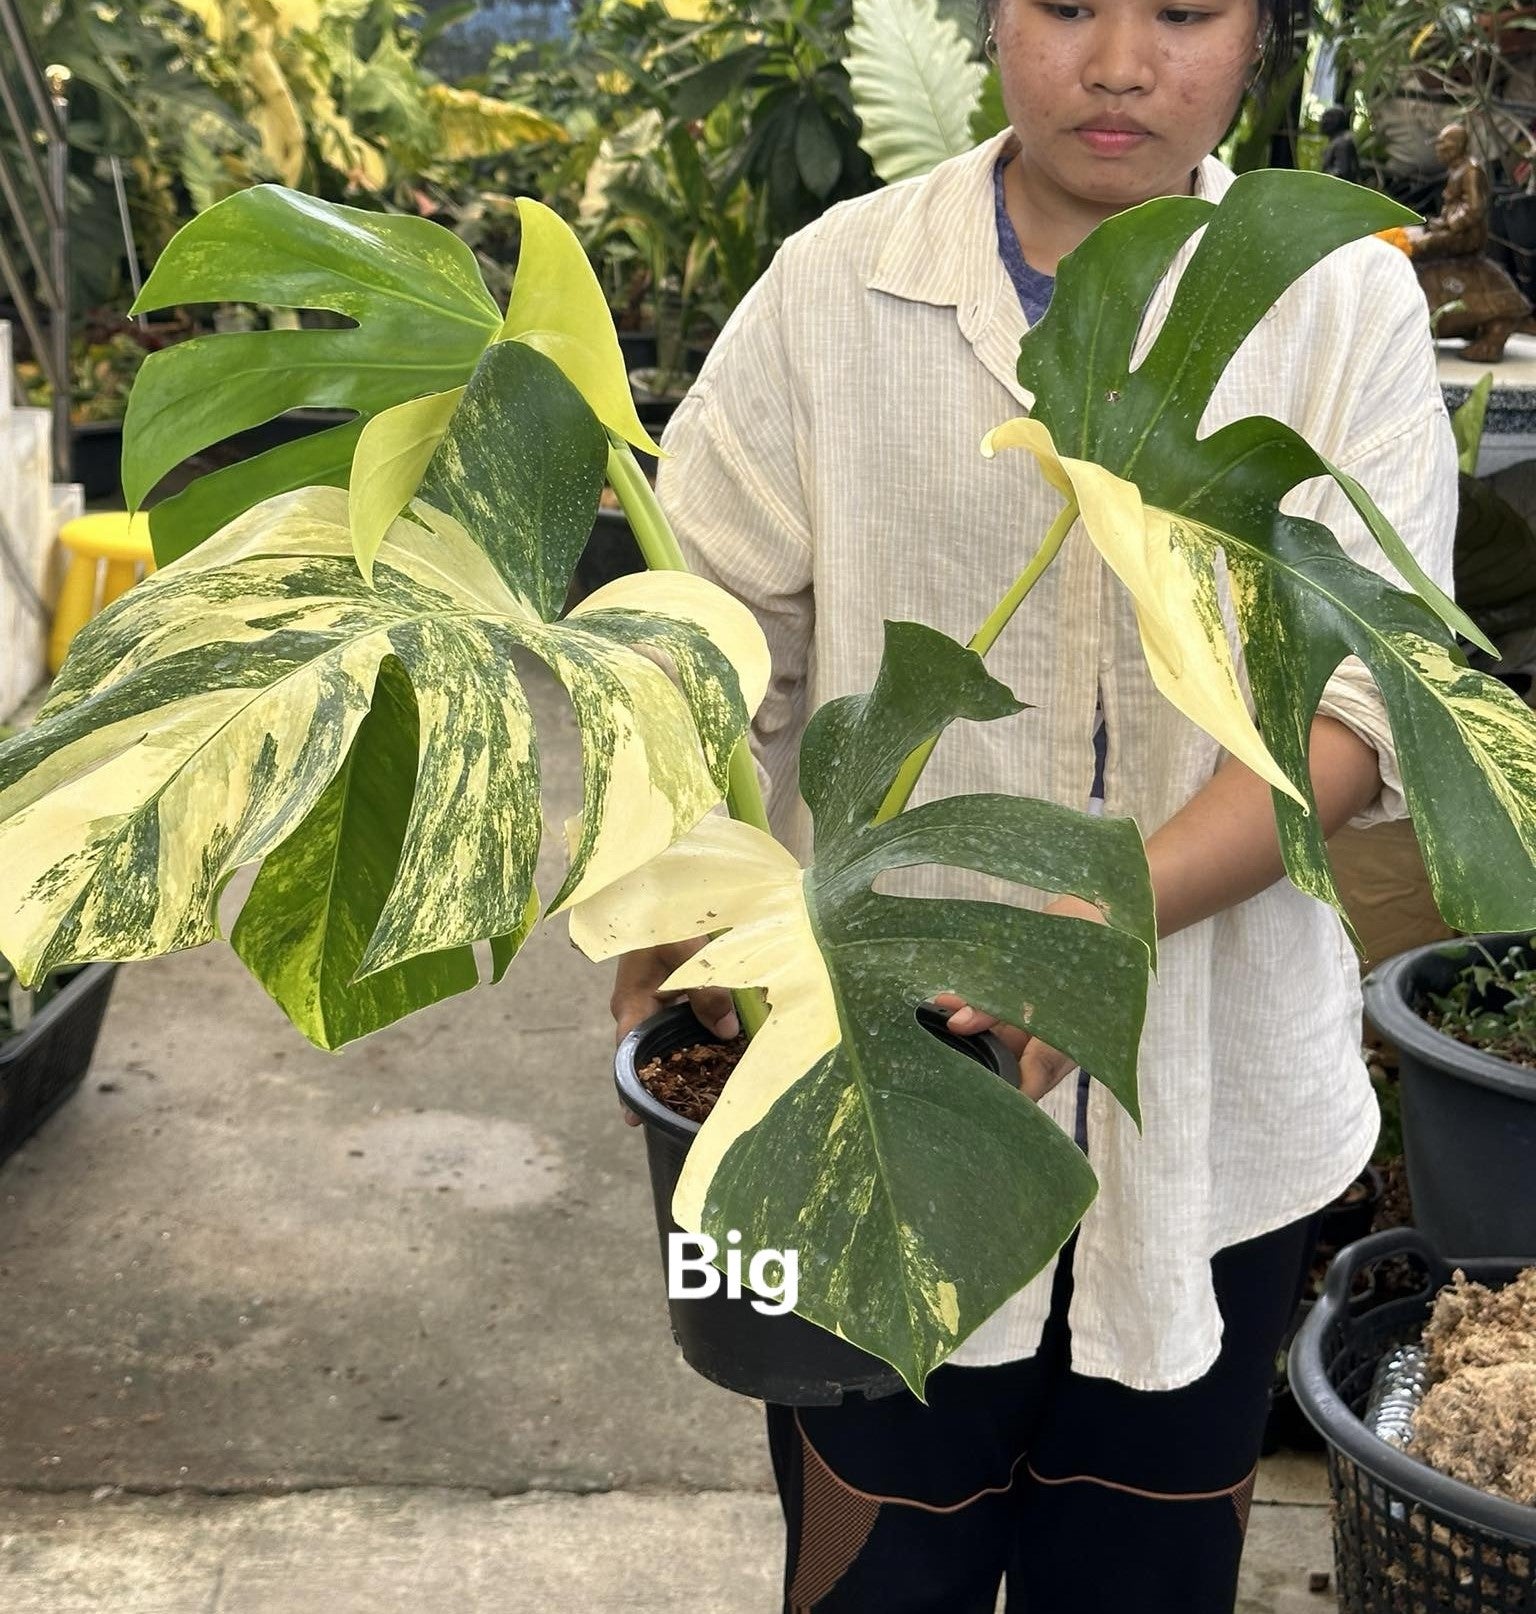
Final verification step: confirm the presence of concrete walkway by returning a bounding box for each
[0,667,1338,1610]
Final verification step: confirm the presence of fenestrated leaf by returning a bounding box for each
[146,416,365,566]
[0,400,769,1044]
[570,622,1155,1393]
[988,168,1536,933]
[846,0,987,183]
[125,186,503,537]
[229,656,493,1047]
[127,184,665,567]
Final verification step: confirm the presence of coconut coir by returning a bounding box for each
[1411,1266,1536,1506]
[637,1037,748,1124]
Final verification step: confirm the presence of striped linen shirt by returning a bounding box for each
[655,127,1458,1390]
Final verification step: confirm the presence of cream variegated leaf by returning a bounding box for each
[982,417,1301,804]
[992,168,1536,931]
[0,355,766,1048]
[570,622,1156,1394]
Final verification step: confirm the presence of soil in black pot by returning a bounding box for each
[637,1036,747,1123]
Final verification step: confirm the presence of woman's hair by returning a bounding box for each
[978,0,1303,92]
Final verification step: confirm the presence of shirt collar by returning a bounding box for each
[865,126,1237,321]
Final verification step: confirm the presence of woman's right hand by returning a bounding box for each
[611,940,740,1127]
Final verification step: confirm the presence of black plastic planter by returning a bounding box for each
[0,963,117,1167]
[1290,1228,1536,1612]
[1363,934,1536,1260]
[616,1002,1016,1405]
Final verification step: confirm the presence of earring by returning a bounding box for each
[985,26,998,61]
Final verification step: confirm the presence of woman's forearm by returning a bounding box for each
[1143,716,1383,939]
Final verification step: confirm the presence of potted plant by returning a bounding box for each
[4,168,1536,1404]
[1363,934,1536,1259]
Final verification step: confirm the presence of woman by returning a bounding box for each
[612,2,1457,1609]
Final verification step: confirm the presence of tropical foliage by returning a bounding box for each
[7,160,1536,1394]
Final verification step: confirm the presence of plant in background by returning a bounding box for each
[845,0,1000,183]
[5,171,1536,1393]
[1426,936,1536,1064]
[1318,0,1536,188]
[151,0,565,208]
[14,319,192,425]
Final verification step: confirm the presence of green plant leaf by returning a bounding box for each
[1452,371,1494,475]
[229,656,490,1046]
[125,186,503,531]
[793,97,843,199]
[570,622,1155,1393]
[846,0,987,183]
[146,417,365,566]
[988,168,1536,934]
[349,387,466,584]
[498,198,662,456]
[0,350,770,1048]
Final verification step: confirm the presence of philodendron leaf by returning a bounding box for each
[0,350,769,1049]
[988,168,1536,933]
[846,0,987,183]
[126,185,502,562]
[570,622,1156,1393]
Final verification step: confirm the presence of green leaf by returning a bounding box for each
[665,46,770,123]
[146,417,365,567]
[0,351,770,1047]
[846,0,988,183]
[1452,372,1494,475]
[793,98,843,200]
[350,387,466,584]
[990,168,1536,934]
[125,186,502,532]
[571,622,1155,1393]
[230,657,488,1046]
[498,198,662,455]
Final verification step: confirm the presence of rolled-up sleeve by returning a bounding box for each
[654,270,815,848]
[1302,247,1460,828]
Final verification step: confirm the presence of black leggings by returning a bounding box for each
[765,1210,1322,1614]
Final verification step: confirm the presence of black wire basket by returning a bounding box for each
[0,963,117,1167]
[1289,1229,1536,1613]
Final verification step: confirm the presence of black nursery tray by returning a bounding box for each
[0,963,118,1167]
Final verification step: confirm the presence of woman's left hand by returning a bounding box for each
[935,895,1107,1101]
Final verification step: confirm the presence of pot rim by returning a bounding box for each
[1362,932,1536,1102]
[615,1000,1018,1143]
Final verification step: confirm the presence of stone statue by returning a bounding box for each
[1320,106,1361,186]
[1394,123,1532,362]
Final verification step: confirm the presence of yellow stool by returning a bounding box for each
[49,511,157,673]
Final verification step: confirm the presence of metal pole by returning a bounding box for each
[109,155,146,327]
[45,62,70,483]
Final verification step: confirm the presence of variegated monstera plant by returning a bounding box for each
[3,169,1535,1398]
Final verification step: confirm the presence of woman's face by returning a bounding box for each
[994,0,1263,210]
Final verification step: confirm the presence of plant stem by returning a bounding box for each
[605,436,769,1038]
[873,497,1080,825]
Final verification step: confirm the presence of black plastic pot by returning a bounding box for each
[617,1002,1016,1405]
[574,507,644,600]
[1290,1228,1536,1611]
[1363,935,1536,1261]
[0,963,117,1167]
[618,330,658,372]
[72,421,125,501]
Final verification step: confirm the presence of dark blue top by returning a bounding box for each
[993,155,1056,327]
